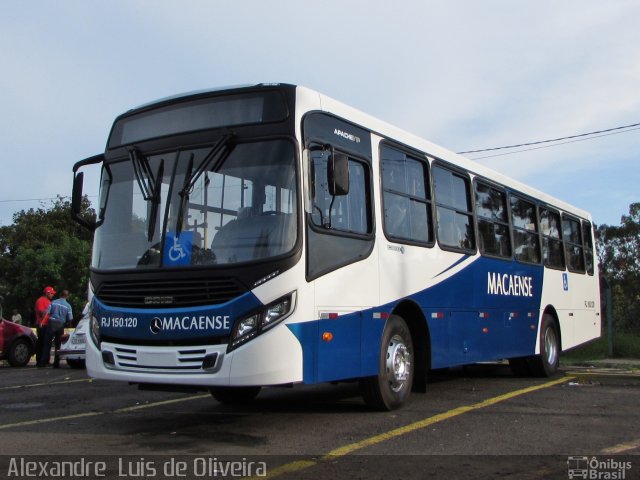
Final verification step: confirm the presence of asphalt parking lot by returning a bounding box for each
[0,362,638,479]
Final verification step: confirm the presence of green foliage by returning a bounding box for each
[597,202,640,333]
[0,196,94,324]
[563,332,640,361]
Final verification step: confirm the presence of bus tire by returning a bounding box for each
[530,315,560,377]
[360,315,414,411]
[209,386,261,404]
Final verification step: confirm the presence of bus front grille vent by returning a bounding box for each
[96,277,247,308]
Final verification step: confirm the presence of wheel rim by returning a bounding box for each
[13,342,30,364]
[544,327,558,366]
[385,334,412,393]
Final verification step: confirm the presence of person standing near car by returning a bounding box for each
[38,290,73,368]
[34,286,55,365]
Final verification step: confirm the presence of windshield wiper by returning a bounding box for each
[176,134,233,234]
[129,148,156,200]
[128,148,164,241]
[147,159,164,241]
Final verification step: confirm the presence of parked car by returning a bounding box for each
[0,310,37,367]
[58,306,89,369]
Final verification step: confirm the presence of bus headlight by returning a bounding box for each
[229,292,296,352]
[90,315,101,347]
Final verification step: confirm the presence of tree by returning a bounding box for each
[0,196,94,324]
[597,202,640,332]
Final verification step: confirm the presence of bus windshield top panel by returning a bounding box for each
[108,91,288,148]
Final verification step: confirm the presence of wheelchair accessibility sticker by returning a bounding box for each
[164,231,193,266]
[563,272,569,291]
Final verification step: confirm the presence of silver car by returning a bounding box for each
[58,309,89,369]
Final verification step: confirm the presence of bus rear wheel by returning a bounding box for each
[360,315,414,411]
[209,386,262,404]
[530,315,560,377]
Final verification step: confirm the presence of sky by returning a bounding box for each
[0,0,638,227]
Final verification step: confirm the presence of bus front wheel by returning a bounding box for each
[360,315,414,411]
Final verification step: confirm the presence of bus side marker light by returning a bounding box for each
[322,332,334,342]
[482,327,489,334]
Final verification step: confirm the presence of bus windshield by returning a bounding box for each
[92,138,297,270]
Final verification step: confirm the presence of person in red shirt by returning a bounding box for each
[34,286,55,365]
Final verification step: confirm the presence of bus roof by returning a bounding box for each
[121,83,592,221]
[298,85,592,221]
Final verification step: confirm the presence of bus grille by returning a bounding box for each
[106,345,223,374]
[96,277,247,308]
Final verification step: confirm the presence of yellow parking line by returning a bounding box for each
[0,378,92,391]
[601,439,640,454]
[116,394,211,412]
[0,411,103,430]
[0,393,210,431]
[0,374,575,478]
[324,375,574,458]
[259,375,574,479]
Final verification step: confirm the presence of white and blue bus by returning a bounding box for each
[72,84,600,410]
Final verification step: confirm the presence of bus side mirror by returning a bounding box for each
[328,153,349,196]
[72,154,105,231]
[72,172,84,216]
[72,171,96,230]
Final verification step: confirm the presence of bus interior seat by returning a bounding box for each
[211,213,294,263]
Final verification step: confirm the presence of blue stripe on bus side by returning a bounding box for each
[289,256,545,384]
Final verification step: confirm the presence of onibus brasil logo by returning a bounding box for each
[567,456,632,479]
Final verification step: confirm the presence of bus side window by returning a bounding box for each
[310,150,371,235]
[380,145,433,245]
[540,207,565,269]
[475,182,511,258]
[562,215,586,273]
[510,195,541,264]
[582,220,595,275]
[432,165,475,252]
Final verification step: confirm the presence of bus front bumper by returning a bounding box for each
[85,325,303,387]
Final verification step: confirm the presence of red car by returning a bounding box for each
[0,314,37,367]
